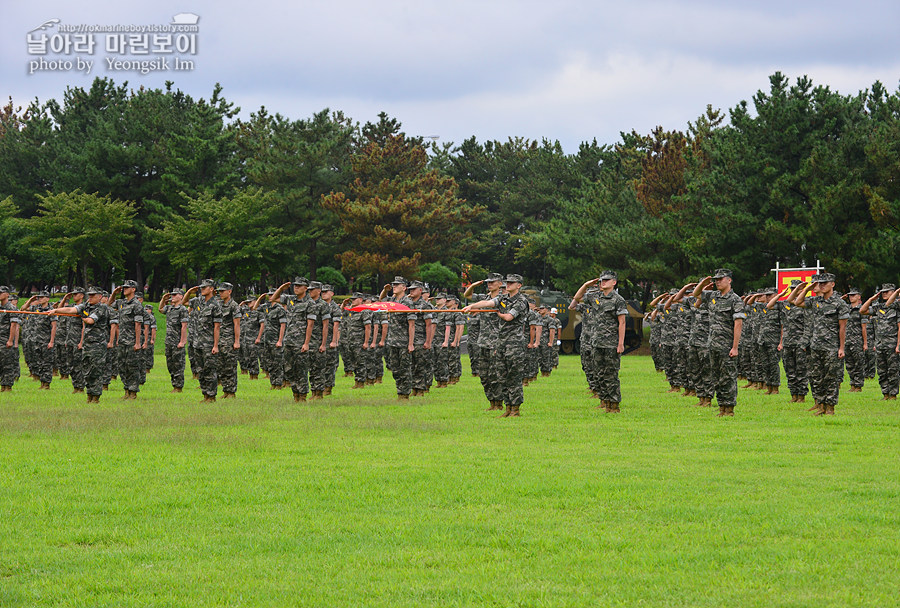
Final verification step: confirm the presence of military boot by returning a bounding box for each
[510,405,521,417]
[824,404,835,415]
[39,382,50,390]
[808,401,824,413]
[398,393,410,401]
[352,381,365,389]
[223,392,235,399]
[500,404,512,418]
[249,374,258,380]
[324,387,332,396]
[725,406,735,416]
[73,387,84,394]
[171,387,183,393]
[717,406,726,417]
[609,402,620,413]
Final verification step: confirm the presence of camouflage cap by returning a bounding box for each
[0,285,9,294]
[198,279,216,288]
[846,286,861,295]
[101,290,110,298]
[71,287,85,294]
[485,272,505,282]
[505,274,523,284]
[86,286,103,296]
[321,284,334,293]
[538,303,549,310]
[598,270,618,281]
[434,292,448,300]
[135,292,144,298]
[391,276,408,285]
[308,281,323,291]
[351,292,365,299]
[712,268,732,279]
[789,279,802,288]
[122,279,139,289]
[811,272,835,283]
[267,288,277,296]
[36,290,50,297]
[145,304,154,311]
[881,283,897,292]
[292,276,309,287]
[217,282,234,291]
[170,288,185,295]
[409,280,425,290]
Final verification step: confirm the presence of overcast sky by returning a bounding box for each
[2,0,899,152]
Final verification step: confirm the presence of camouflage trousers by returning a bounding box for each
[551,345,559,368]
[326,346,339,388]
[370,346,385,380]
[527,345,541,378]
[0,345,18,387]
[844,342,866,389]
[411,346,431,391]
[344,341,365,383]
[709,348,738,408]
[146,346,155,371]
[239,341,260,376]
[747,343,762,383]
[23,340,35,375]
[782,346,809,397]
[688,345,714,398]
[194,348,218,397]
[809,349,843,406]
[650,340,663,371]
[138,347,149,386]
[70,347,85,390]
[491,341,526,407]
[103,344,116,386]
[866,347,876,379]
[875,346,899,397]
[737,340,751,378]
[83,343,107,397]
[31,343,53,384]
[118,344,142,393]
[756,342,781,387]
[218,345,239,394]
[309,349,328,392]
[340,342,354,374]
[479,345,504,402]
[590,347,621,403]
[387,346,412,396]
[57,344,73,377]
[539,345,553,374]
[188,343,201,378]
[165,344,186,389]
[448,346,461,379]
[468,343,481,376]
[664,345,688,388]
[265,344,285,387]
[581,342,597,392]
[284,345,309,395]
[435,345,450,383]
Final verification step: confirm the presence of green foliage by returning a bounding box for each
[315,266,348,291]
[417,262,458,289]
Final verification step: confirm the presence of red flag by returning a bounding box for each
[348,302,412,312]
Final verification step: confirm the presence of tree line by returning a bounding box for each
[2,72,899,303]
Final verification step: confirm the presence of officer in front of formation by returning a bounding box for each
[53,287,111,402]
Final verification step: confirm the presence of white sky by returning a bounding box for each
[2,0,899,152]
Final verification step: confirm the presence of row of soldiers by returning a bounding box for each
[647,271,900,415]
[0,284,158,398]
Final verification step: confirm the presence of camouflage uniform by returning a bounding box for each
[448,310,465,380]
[409,293,433,392]
[434,309,451,384]
[573,294,596,393]
[73,298,110,398]
[139,305,153,385]
[538,313,553,374]
[263,301,287,388]
[737,298,753,379]
[194,295,223,398]
[467,312,481,376]
[282,292,311,396]
[30,303,56,385]
[779,299,809,398]
[239,304,261,376]
[585,289,628,405]
[671,300,693,392]
[386,292,416,396]
[806,290,849,408]
[218,294,241,395]
[489,289,530,409]
[104,305,117,386]
[702,283,746,410]
[649,312,662,371]
[0,297,20,388]
[144,306,156,373]
[56,312,72,378]
[474,293,503,404]
[868,298,899,397]
[325,297,343,390]
[306,293,332,393]
[845,301,867,389]
[115,294,145,394]
[187,296,202,379]
[755,297,782,388]
[372,311,388,381]
[342,301,367,385]
[65,299,86,391]
[659,299,681,389]
[526,307,542,380]
[161,300,188,389]
[687,296,714,400]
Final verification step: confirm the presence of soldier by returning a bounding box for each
[407,280,433,396]
[53,287,110,402]
[55,293,74,381]
[20,290,56,389]
[464,274,505,409]
[756,288,782,395]
[258,288,286,389]
[465,274,529,417]
[305,281,331,400]
[186,287,202,381]
[571,286,600,397]
[646,292,669,373]
[791,274,849,415]
[421,286,437,392]
[372,300,388,384]
[524,298,542,385]
[159,289,189,392]
[216,282,241,399]
[667,283,697,397]
[272,277,311,401]
[101,291,115,390]
[860,284,900,400]
[191,279,223,402]
[467,300,482,377]
[549,308,561,369]
[60,288,87,393]
[659,290,682,392]
[433,293,451,387]
[0,286,21,392]
[342,293,367,389]
[445,296,466,384]
[537,305,552,377]
[769,280,809,403]
[144,304,157,374]
[108,281,145,399]
[382,276,415,400]
[843,287,868,392]
[573,270,628,412]
[692,269,746,417]
[238,298,263,379]
[322,285,342,395]
[686,283,714,407]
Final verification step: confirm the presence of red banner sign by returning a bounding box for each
[775,268,820,300]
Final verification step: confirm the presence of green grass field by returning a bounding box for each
[2,355,899,607]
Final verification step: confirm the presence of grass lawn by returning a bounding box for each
[1,354,899,607]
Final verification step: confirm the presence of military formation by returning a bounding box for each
[2,266,898,418]
[648,270,899,416]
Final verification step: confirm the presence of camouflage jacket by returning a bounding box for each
[807,295,850,352]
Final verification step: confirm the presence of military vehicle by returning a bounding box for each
[522,287,644,355]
